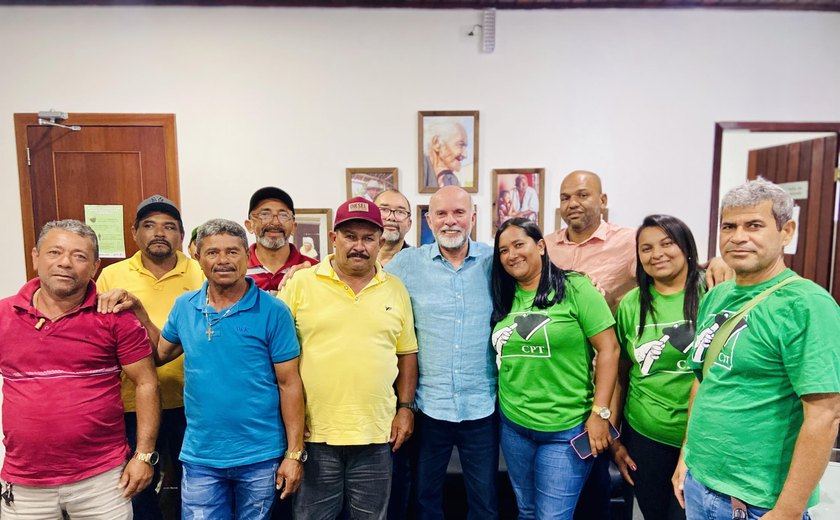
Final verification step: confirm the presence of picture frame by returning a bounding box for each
[491,169,545,232]
[416,204,478,246]
[418,110,479,194]
[346,168,399,201]
[292,208,333,260]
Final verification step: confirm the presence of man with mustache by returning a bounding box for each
[0,220,160,519]
[374,189,412,266]
[423,120,468,189]
[386,186,498,519]
[245,187,317,294]
[101,219,305,520]
[97,194,204,519]
[279,198,418,520]
[674,178,840,520]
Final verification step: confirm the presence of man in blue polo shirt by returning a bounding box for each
[102,219,305,520]
[386,186,498,519]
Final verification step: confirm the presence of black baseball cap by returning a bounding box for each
[136,195,183,229]
[249,187,295,215]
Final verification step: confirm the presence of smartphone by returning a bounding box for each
[570,423,620,460]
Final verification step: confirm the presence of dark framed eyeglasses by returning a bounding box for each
[379,208,410,221]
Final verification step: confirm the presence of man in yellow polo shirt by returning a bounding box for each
[279,197,418,520]
[97,195,204,519]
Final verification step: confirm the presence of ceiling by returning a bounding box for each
[2,0,839,10]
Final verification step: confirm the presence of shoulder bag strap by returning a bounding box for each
[702,275,800,379]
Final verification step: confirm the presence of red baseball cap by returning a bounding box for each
[334,197,384,231]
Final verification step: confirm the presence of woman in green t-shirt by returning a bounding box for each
[610,214,704,520]
[490,218,620,520]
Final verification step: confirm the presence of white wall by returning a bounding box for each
[2,7,840,297]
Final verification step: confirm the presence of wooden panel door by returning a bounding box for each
[747,135,838,297]
[14,114,180,281]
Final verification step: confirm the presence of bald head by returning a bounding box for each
[559,170,607,240]
[561,171,603,194]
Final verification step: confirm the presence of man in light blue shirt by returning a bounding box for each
[386,186,498,520]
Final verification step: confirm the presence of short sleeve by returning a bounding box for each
[570,274,615,338]
[113,312,152,366]
[160,298,183,345]
[277,276,299,317]
[395,282,418,355]
[266,297,300,364]
[782,291,840,397]
[614,292,636,356]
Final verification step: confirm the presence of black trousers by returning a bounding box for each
[620,422,685,520]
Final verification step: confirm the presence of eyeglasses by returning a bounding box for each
[379,208,410,221]
[251,210,294,223]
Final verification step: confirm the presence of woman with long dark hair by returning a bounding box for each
[610,214,704,520]
[491,218,619,519]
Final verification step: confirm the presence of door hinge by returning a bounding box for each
[26,147,30,166]
[835,167,839,182]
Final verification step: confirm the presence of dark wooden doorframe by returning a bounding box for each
[14,113,180,280]
[709,122,840,302]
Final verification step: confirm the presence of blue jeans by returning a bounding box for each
[181,459,279,520]
[500,413,593,520]
[684,471,811,520]
[293,443,392,520]
[415,411,499,520]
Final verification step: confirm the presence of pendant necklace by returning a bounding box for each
[204,294,236,341]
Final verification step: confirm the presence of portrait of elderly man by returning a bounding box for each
[421,115,476,191]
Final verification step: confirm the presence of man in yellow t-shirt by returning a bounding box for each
[97,195,204,519]
[279,197,418,520]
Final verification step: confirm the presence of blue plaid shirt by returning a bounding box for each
[386,241,497,422]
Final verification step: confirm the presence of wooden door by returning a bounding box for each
[14,113,180,281]
[747,135,838,298]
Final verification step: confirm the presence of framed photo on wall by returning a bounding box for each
[492,169,545,232]
[416,204,478,246]
[418,111,479,194]
[292,208,333,260]
[346,168,398,201]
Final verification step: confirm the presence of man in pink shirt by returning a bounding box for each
[0,220,160,519]
[545,170,636,311]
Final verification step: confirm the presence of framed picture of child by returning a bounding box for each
[492,169,545,232]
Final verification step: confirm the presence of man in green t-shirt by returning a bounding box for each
[674,178,840,520]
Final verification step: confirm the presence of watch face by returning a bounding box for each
[300,450,308,463]
[598,408,611,420]
[149,452,160,466]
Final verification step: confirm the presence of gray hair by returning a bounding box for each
[424,118,466,153]
[721,177,793,230]
[37,219,100,261]
[195,219,249,253]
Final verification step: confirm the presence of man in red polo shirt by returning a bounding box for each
[244,187,318,294]
[0,219,160,519]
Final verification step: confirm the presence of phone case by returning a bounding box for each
[570,423,621,460]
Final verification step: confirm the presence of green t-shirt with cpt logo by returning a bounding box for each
[615,286,698,448]
[493,273,615,432]
[685,269,840,509]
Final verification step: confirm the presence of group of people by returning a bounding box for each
[0,170,837,520]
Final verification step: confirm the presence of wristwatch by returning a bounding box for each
[397,401,418,413]
[592,404,612,420]
[284,449,308,463]
[134,451,160,466]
